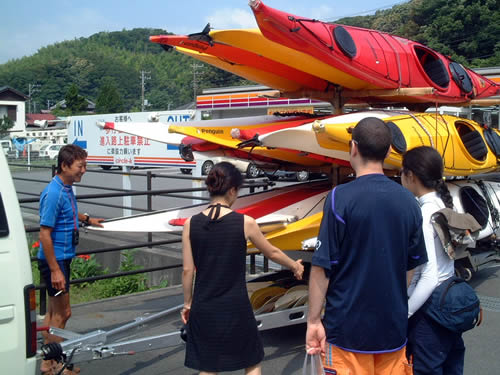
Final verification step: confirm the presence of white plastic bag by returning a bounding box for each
[302,352,325,375]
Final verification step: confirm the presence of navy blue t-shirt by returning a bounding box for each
[312,174,427,353]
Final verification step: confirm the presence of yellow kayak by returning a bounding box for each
[175,46,306,93]
[248,212,322,251]
[168,121,333,168]
[210,28,375,91]
[313,112,500,176]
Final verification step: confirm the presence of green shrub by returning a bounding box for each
[98,250,148,298]
[70,254,105,288]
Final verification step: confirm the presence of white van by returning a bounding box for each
[0,151,37,374]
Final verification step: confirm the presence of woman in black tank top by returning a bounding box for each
[181,162,304,375]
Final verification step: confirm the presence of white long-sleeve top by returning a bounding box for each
[408,192,455,317]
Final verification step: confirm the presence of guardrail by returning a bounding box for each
[11,162,274,314]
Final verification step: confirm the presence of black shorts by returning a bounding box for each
[38,258,72,297]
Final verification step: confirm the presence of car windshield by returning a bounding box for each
[40,145,50,151]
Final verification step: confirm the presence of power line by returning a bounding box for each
[28,83,41,114]
[191,63,204,102]
[324,0,408,21]
[140,70,151,112]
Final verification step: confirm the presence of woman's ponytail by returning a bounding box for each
[435,178,454,209]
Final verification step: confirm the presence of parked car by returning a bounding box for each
[265,170,327,182]
[38,143,65,159]
[179,146,269,178]
[199,154,263,178]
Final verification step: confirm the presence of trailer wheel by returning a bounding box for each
[100,165,112,170]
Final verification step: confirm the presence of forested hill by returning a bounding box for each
[0,0,498,114]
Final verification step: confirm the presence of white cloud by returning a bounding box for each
[205,8,257,29]
[308,5,335,20]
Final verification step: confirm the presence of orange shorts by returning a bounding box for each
[322,342,413,375]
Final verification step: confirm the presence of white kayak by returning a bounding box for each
[90,181,330,233]
[96,114,306,146]
[302,179,500,249]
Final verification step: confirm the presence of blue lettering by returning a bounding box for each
[74,120,84,137]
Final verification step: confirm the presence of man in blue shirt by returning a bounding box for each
[306,117,428,374]
[38,144,103,374]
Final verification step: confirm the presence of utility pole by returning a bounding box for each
[28,83,41,114]
[47,99,52,111]
[140,70,151,112]
[191,63,204,103]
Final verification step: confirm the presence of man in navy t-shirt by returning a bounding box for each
[306,117,427,374]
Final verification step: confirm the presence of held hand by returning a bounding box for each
[51,268,66,292]
[89,217,105,228]
[306,321,326,356]
[181,305,191,325]
[293,259,304,280]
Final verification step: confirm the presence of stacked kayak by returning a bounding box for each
[92,180,330,250]
[167,115,343,168]
[150,2,499,107]
[255,111,500,177]
[248,0,499,105]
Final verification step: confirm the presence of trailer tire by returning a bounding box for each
[100,165,112,170]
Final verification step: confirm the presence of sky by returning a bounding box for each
[1,0,406,64]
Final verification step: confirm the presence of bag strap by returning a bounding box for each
[329,187,344,266]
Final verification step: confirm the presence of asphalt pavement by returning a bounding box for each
[30,264,500,375]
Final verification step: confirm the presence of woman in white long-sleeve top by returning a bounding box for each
[401,146,465,375]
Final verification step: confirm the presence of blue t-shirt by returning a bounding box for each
[312,174,427,353]
[38,175,78,261]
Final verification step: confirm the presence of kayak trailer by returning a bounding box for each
[37,269,311,370]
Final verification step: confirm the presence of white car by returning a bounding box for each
[180,148,274,178]
[38,143,65,159]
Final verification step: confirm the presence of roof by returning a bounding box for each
[0,86,28,100]
[25,113,59,125]
[50,99,95,110]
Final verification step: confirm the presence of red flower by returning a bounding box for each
[32,241,40,248]
[77,254,91,261]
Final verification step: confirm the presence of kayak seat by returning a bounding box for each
[461,130,488,161]
[449,62,473,94]
[483,127,500,158]
[385,121,407,153]
[333,26,357,59]
[459,186,489,229]
[423,59,450,88]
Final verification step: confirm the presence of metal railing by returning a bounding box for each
[11,162,274,314]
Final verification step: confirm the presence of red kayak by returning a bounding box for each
[249,0,499,106]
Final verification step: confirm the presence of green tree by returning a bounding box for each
[0,115,14,136]
[96,79,124,114]
[64,83,87,114]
